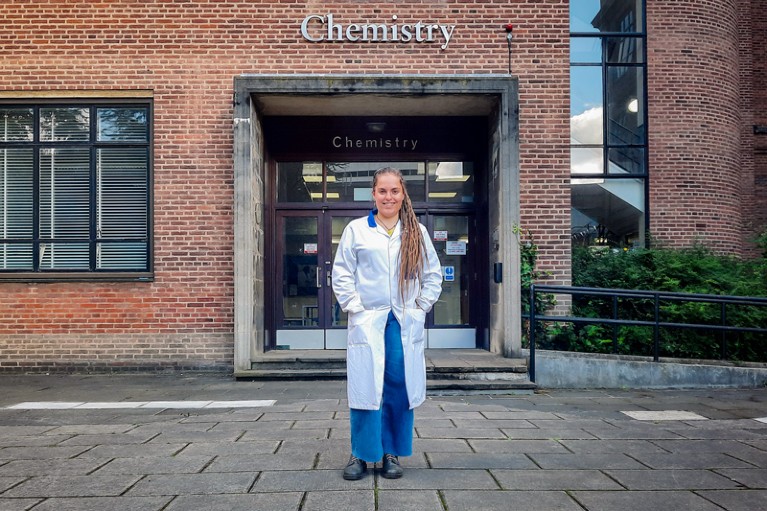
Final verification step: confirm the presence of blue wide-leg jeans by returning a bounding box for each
[349,311,414,462]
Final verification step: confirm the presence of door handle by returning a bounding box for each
[327,273,332,287]
[316,268,322,288]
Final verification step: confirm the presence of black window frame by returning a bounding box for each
[0,99,153,282]
[570,1,649,249]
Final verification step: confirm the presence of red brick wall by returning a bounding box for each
[647,0,746,253]
[752,0,767,248]
[0,1,571,370]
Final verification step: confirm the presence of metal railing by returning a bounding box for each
[526,285,767,382]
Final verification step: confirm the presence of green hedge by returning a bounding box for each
[527,240,767,363]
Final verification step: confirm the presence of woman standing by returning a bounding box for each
[332,167,443,480]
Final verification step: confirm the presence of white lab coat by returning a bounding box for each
[332,211,443,410]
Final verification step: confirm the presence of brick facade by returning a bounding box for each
[647,0,766,254]
[0,1,570,371]
[752,0,767,247]
[0,1,763,371]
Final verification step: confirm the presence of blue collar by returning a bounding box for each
[368,209,378,228]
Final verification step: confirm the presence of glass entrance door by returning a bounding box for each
[269,159,483,351]
[274,211,362,349]
[428,214,476,348]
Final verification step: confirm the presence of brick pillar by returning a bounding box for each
[647,0,744,253]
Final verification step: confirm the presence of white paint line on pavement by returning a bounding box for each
[205,400,276,408]
[75,402,148,409]
[621,410,708,421]
[5,402,85,410]
[755,417,767,424]
[5,400,276,410]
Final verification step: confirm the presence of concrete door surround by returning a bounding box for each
[232,74,521,372]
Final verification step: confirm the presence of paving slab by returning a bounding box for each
[528,453,648,470]
[416,427,507,439]
[469,439,570,454]
[2,474,141,498]
[93,455,214,475]
[376,489,443,511]
[252,469,374,492]
[629,451,756,470]
[57,433,157,446]
[205,452,316,472]
[714,468,767,489]
[301,490,375,511]
[375,468,498,490]
[451,418,536,429]
[24,496,172,511]
[570,490,727,511]
[272,438,348,455]
[146,430,244,443]
[165,492,303,511]
[581,425,686,440]
[500,427,598,440]
[75,443,187,459]
[0,479,22,494]
[443,490,583,511]
[491,469,623,490]
[559,439,669,454]
[606,469,743,490]
[696,490,767,511]
[412,438,473,453]
[426,452,537,470]
[0,435,74,448]
[175,440,279,456]
[0,459,109,477]
[0,446,90,460]
[125,473,256,496]
[240,428,329,440]
[45,424,135,435]
[0,498,41,511]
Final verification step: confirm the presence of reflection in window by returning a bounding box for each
[571,0,643,33]
[571,0,647,250]
[428,162,474,203]
[276,161,475,204]
[328,162,423,202]
[1,108,34,142]
[571,178,645,249]
[277,162,323,202]
[607,66,644,145]
[40,107,90,142]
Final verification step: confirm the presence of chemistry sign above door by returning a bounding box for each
[300,14,456,50]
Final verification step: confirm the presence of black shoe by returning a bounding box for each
[381,453,403,479]
[343,455,367,480]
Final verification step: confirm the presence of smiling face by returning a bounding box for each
[372,171,405,222]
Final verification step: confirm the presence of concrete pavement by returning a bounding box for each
[0,374,765,510]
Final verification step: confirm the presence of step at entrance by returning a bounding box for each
[236,349,536,394]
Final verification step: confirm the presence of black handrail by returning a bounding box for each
[526,285,767,383]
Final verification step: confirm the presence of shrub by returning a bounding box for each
[544,244,767,362]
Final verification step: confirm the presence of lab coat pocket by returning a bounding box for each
[405,307,427,345]
[347,309,375,346]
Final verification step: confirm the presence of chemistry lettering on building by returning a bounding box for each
[332,135,419,151]
[301,14,456,50]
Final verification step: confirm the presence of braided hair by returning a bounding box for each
[373,167,425,300]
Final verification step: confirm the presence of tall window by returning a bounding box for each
[570,0,647,249]
[0,103,151,277]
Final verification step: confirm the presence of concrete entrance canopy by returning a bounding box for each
[232,74,520,373]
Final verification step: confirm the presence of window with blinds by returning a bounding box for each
[0,103,151,277]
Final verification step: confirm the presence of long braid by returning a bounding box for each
[373,167,425,300]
